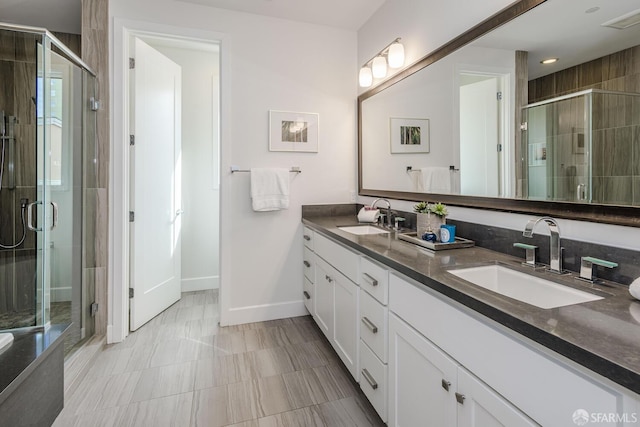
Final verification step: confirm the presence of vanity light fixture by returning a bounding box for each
[541,57,559,64]
[358,37,405,87]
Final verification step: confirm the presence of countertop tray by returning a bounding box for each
[398,233,475,251]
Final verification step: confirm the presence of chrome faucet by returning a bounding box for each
[370,198,392,228]
[523,217,563,273]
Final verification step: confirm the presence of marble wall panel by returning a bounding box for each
[14,248,36,312]
[82,0,110,335]
[13,62,35,127]
[602,127,633,177]
[14,32,36,64]
[0,191,15,245]
[0,60,15,119]
[13,122,36,188]
[0,251,14,314]
[0,31,15,61]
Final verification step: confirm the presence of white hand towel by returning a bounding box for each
[250,168,290,211]
[419,167,451,193]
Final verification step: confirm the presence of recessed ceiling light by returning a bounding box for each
[585,7,600,14]
[541,58,559,65]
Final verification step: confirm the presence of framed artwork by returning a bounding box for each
[269,110,319,152]
[390,118,430,153]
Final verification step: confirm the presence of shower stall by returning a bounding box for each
[0,24,97,354]
[522,89,640,206]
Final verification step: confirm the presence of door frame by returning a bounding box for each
[454,65,514,198]
[110,19,231,343]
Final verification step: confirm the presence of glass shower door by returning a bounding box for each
[523,93,591,203]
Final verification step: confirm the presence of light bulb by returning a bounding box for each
[372,56,387,79]
[359,66,373,87]
[388,42,405,68]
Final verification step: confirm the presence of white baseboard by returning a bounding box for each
[221,300,308,326]
[51,287,72,302]
[181,275,219,292]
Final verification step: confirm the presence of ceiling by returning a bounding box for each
[477,0,640,79]
[174,0,386,30]
[0,0,386,34]
[0,0,81,34]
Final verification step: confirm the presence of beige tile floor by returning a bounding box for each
[53,290,385,427]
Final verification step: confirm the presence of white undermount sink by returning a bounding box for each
[448,264,603,309]
[338,225,390,235]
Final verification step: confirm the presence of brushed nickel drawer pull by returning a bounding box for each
[303,260,311,268]
[303,291,310,300]
[441,379,451,391]
[361,317,378,334]
[363,273,378,287]
[362,368,378,390]
[325,275,333,283]
[455,392,465,404]
[303,235,311,241]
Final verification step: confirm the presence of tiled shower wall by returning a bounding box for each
[528,45,640,205]
[82,0,109,336]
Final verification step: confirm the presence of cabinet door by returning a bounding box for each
[333,272,359,379]
[314,260,334,341]
[456,367,538,427]
[388,314,457,427]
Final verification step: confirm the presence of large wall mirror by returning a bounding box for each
[358,0,640,227]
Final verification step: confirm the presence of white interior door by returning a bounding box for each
[459,76,500,197]
[130,37,182,331]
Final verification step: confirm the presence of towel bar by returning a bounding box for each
[406,166,459,172]
[230,166,301,173]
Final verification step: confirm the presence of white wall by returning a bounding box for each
[149,44,220,292]
[358,0,640,252]
[110,0,357,327]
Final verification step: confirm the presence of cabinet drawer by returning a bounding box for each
[314,233,360,283]
[302,226,314,250]
[303,277,314,315]
[360,339,388,422]
[361,257,389,305]
[303,247,315,283]
[360,289,388,363]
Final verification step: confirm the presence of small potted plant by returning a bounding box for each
[414,202,448,238]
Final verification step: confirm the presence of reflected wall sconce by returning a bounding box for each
[359,37,405,88]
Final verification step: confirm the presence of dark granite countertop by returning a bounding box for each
[303,214,640,395]
[0,323,69,405]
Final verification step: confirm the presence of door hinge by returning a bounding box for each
[90,302,99,317]
[496,91,503,100]
[129,135,135,146]
[497,144,503,152]
[129,288,134,298]
[129,57,135,69]
[129,211,135,222]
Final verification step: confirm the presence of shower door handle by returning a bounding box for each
[27,201,43,232]
[50,201,58,231]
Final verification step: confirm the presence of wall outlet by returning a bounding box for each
[349,190,356,202]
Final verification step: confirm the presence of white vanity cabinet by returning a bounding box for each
[390,272,637,427]
[388,313,535,427]
[310,232,360,380]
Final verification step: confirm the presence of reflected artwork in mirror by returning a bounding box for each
[358,0,640,227]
